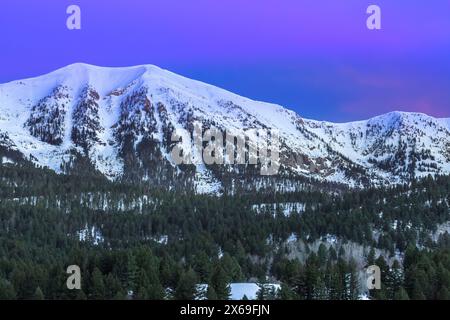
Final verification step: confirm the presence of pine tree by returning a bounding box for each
[104,273,124,300]
[437,286,450,300]
[412,289,426,300]
[160,255,179,289]
[328,247,338,261]
[0,279,17,300]
[75,290,87,300]
[338,247,346,259]
[206,285,218,300]
[220,253,244,282]
[193,252,212,283]
[346,259,359,300]
[174,269,198,300]
[318,244,328,266]
[278,283,296,300]
[33,287,45,300]
[126,253,138,296]
[394,287,409,300]
[210,265,231,300]
[386,260,403,299]
[112,291,126,300]
[367,247,376,266]
[256,282,269,300]
[90,268,105,300]
[372,256,388,300]
[410,268,429,300]
[304,253,322,300]
[135,268,151,300]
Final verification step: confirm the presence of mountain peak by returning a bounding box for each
[1,63,449,192]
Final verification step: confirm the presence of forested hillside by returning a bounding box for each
[1,162,450,300]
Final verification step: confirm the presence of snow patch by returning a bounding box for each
[77,225,104,245]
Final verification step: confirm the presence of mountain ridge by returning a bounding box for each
[1,63,449,193]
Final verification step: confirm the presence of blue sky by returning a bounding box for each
[0,0,449,121]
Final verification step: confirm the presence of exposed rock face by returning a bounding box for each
[71,86,104,153]
[25,86,70,146]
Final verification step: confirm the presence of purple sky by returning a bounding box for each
[0,0,449,121]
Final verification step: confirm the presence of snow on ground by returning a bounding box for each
[323,234,338,245]
[392,220,398,230]
[287,233,298,243]
[77,225,104,245]
[230,283,280,300]
[196,283,281,300]
[432,221,450,242]
[0,157,14,165]
[251,202,305,217]
[194,165,222,195]
[218,247,224,259]
[151,235,168,245]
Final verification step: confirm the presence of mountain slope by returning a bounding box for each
[305,112,450,184]
[0,63,449,193]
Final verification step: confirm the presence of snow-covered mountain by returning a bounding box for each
[0,63,449,193]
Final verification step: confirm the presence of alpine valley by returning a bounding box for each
[1,64,450,301]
